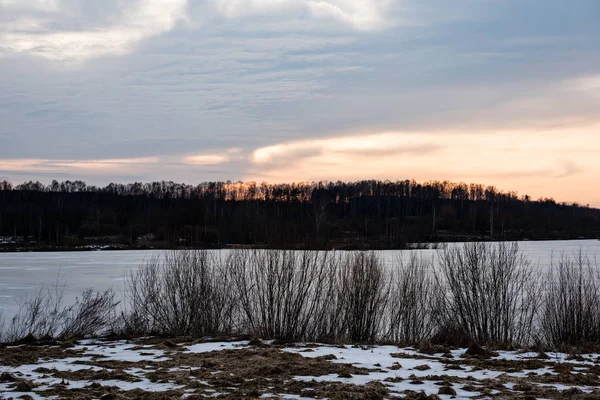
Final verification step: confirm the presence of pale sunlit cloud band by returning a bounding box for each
[248,125,600,206]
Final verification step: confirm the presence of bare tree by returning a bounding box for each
[312,196,330,236]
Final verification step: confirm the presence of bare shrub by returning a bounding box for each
[229,250,336,341]
[125,250,235,337]
[6,282,68,342]
[386,254,437,343]
[228,250,391,343]
[435,242,540,345]
[60,289,119,340]
[337,252,391,343]
[309,254,347,342]
[541,252,600,346]
[0,310,5,342]
[4,281,118,342]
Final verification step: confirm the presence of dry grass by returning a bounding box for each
[3,339,600,399]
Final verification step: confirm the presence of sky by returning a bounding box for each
[1,0,599,206]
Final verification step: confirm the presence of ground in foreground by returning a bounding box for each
[1,338,600,399]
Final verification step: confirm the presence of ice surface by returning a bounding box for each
[1,240,599,321]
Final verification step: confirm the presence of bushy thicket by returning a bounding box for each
[387,255,438,342]
[122,250,235,337]
[2,283,118,343]
[114,244,547,345]
[435,243,541,345]
[541,252,600,346]
[1,245,600,348]
[229,250,336,342]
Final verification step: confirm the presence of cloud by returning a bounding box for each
[246,125,600,205]
[213,0,393,30]
[0,157,160,174]
[214,0,294,18]
[567,74,600,97]
[2,0,600,210]
[0,0,395,62]
[555,160,583,178]
[183,154,230,166]
[0,0,188,61]
[0,0,61,12]
[306,0,392,30]
[182,148,242,166]
[0,150,243,183]
[253,133,442,166]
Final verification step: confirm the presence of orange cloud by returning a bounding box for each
[247,124,600,206]
[0,157,159,174]
[0,150,238,180]
[183,154,230,165]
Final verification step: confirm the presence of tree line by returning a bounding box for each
[0,179,598,250]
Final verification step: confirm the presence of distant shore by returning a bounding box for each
[0,237,598,253]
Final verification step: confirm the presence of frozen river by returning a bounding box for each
[1,240,599,322]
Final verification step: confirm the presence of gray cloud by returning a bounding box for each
[337,143,443,157]
[0,0,189,61]
[556,160,584,179]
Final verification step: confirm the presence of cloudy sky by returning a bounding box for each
[1,0,599,205]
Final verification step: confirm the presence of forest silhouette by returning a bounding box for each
[0,179,598,250]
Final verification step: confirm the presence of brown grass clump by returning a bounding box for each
[14,380,36,392]
[33,366,142,383]
[0,372,17,382]
[437,385,456,395]
[401,391,442,400]
[462,343,499,359]
[0,344,85,366]
[326,381,389,400]
[413,364,431,371]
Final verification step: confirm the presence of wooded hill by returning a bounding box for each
[0,179,598,250]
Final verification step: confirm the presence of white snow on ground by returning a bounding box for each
[494,349,597,365]
[1,340,599,398]
[0,341,184,397]
[286,345,485,397]
[0,368,182,395]
[185,340,248,353]
[284,344,598,397]
[74,339,170,362]
[0,340,252,398]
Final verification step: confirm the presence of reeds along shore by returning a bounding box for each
[2,243,599,349]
